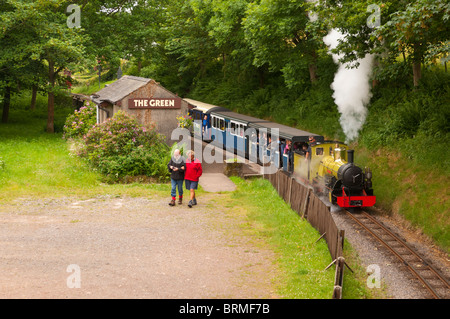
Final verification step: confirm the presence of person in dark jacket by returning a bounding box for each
[168,149,185,206]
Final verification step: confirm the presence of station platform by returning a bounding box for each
[189,140,262,193]
[198,173,237,192]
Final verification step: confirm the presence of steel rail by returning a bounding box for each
[361,212,450,290]
[344,210,450,299]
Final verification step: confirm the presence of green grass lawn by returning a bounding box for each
[71,79,117,95]
[71,69,117,95]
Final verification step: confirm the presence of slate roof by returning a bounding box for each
[183,98,230,114]
[91,75,152,105]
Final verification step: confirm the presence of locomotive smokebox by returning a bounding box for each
[347,150,354,163]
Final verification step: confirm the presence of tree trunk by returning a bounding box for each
[30,85,37,110]
[137,59,142,75]
[222,52,226,77]
[47,59,55,133]
[308,50,318,84]
[1,86,11,124]
[308,63,318,83]
[413,61,421,87]
[372,57,380,89]
[412,43,422,87]
[258,67,265,88]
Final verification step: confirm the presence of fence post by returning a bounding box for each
[287,176,293,205]
[276,170,280,194]
[302,188,311,219]
[339,230,345,257]
[332,256,345,299]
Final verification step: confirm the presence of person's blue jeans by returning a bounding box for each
[171,179,184,197]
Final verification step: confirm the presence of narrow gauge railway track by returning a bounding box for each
[344,210,450,299]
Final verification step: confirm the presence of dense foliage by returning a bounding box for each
[2,1,447,128]
[78,111,170,182]
[1,0,448,168]
[63,101,97,139]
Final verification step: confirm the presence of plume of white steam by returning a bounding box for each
[323,29,374,142]
[306,0,318,22]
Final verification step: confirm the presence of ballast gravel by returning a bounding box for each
[330,207,450,299]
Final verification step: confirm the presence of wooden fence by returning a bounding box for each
[263,169,346,299]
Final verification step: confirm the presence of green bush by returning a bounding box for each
[79,111,170,181]
[63,101,97,139]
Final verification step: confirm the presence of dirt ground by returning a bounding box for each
[0,194,281,299]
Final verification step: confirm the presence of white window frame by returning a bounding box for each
[211,115,225,132]
[229,120,247,137]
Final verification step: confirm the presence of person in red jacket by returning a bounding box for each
[184,150,203,208]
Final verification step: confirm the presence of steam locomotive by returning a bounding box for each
[303,142,375,208]
[185,98,376,208]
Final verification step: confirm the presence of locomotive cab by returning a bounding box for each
[293,142,332,182]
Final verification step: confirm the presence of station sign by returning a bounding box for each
[128,98,181,109]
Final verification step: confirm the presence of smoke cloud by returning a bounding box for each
[323,29,374,142]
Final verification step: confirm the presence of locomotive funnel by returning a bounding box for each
[347,150,354,163]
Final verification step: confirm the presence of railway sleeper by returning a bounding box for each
[389,243,409,251]
[400,254,422,263]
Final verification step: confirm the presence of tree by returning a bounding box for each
[318,0,450,87]
[206,0,254,75]
[37,2,87,132]
[164,0,219,80]
[120,1,166,74]
[0,0,88,131]
[377,0,449,87]
[0,0,32,123]
[242,0,325,87]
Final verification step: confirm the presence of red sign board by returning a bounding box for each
[128,98,181,109]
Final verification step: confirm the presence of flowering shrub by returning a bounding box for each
[63,101,97,139]
[79,111,170,182]
[177,115,193,129]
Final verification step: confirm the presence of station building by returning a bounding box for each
[90,75,190,142]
